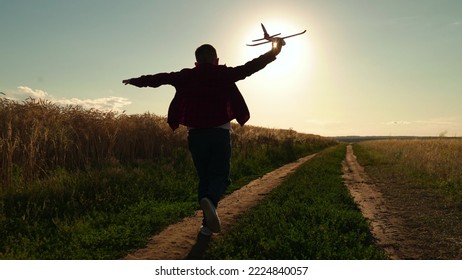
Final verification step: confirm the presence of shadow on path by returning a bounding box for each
[185,233,212,259]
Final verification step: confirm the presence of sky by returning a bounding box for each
[1,0,461,137]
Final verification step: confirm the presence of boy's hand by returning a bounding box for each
[271,38,284,56]
[122,79,132,85]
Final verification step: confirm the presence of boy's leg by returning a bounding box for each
[188,129,231,206]
[207,129,231,207]
[188,131,210,203]
[188,129,216,231]
[188,128,231,233]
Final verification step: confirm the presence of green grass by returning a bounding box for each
[205,144,387,259]
[0,139,334,259]
[0,161,198,259]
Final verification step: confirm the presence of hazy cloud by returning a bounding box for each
[387,120,456,126]
[16,86,131,112]
[53,96,131,111]
[383,117,462,137]
[17,86,49,99]
[386,121,412,125]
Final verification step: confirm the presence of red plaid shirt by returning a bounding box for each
[129,52,276,130]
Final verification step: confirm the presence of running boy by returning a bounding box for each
[123,39,283,236]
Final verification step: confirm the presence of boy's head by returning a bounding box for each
[195,44,219,65]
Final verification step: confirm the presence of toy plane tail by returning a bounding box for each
[252,23,281,42]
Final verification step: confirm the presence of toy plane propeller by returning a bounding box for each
[247,23,306,46]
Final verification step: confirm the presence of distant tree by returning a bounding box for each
[439,130,448,137]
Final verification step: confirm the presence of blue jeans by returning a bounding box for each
[188,128,231,208]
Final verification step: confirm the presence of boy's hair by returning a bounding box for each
[195,44,218,64]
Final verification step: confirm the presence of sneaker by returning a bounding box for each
[200,197,221,233]
[200,226,212,236]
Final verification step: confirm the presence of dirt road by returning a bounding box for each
[342,144,403,259]
[125,153,317,260]
[344,145,462,259]
[125,144,461,260]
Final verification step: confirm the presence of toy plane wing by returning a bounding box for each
[246,41,273,46]
[247,23,306,46]
[280,30,306,40]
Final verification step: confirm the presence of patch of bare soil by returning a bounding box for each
[343,144,462,259]
[124,153,317,260]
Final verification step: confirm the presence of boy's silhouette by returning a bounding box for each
[123,39,284,236]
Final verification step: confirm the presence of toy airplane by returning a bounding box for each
[247,23,306,46]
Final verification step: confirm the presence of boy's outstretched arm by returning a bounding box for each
[122,77,149,87]
[122,79,132,85]
[122,73,173,88]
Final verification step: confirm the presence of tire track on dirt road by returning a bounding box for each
[125,153,317,260]
[342,144,403,259]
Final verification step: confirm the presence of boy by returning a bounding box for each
[123,39,283,236]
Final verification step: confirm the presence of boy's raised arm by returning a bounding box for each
[229,38,284,82]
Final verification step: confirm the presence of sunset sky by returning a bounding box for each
[1,0,461,136]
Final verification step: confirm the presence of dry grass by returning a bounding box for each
[0,97,337,259]
[357,138,462,206]
[0,97,335,192]
[355,139,462,259]
[0,98,186,190]
[358,138,462,183]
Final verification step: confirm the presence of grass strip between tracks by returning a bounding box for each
[205,144,387,259]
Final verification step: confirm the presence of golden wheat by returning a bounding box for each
[0,98,335,190]
[358,139,462,182]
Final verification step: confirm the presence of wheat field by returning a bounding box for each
[358,139,462,182]
[0,97,335,192]
[0,97,338,259]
